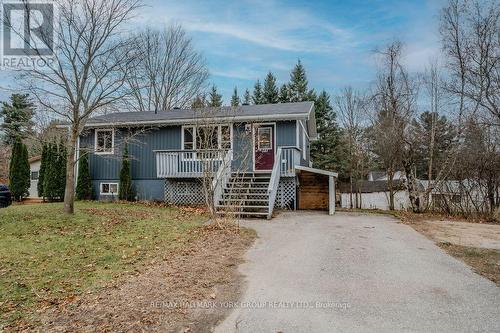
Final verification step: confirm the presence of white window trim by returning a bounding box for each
[181,124,233,152]
[94,128,115,155]
[100,182,119,195]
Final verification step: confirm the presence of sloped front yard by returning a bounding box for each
[0,202,255,332]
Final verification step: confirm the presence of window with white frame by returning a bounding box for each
[182,125,232,151]
[183,126,195,150]
[95,129,114,154]
[220,125,231,149]
[100,182,118,195]
[31,171,39,181]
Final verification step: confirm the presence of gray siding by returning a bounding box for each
[80,126,181,181]
[80,120,305,200]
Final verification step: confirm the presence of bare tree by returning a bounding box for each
[10,0,143,213]
[440,0,499,125]
[125,25,209,112]
[371,41,417,210]
[336,87,366,208]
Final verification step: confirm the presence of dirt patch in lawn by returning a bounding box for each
[35,224,256,333]
[408,219,500,250]
[404,218,500,286]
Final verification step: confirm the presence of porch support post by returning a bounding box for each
[329,175,335,215]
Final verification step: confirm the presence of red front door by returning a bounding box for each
[254,124,275,171]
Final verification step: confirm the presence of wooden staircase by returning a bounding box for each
[215,172,271,218]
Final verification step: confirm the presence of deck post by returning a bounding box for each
[329,175,335,215]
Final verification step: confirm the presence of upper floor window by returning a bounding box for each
[31,171,39,181]
[95,129,114,154]
[182,125,232,151]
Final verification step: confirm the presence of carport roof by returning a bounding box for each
[295,166,338,177]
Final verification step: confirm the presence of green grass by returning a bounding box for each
[0,201,206,327]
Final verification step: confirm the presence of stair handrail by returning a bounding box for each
[267,147,283,219]
[212,149,232,210]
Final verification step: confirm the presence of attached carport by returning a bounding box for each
[295,166,338,215]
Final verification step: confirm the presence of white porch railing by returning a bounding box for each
[280,147,301,177]
[155,149,227,178]
[212,149,233,208]
[267,147,283,219]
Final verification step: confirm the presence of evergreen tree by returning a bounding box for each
[243,89,251,105]
[0,94,35,145]
[56,141,67,200]
[208,85,223,107]
[191,94,207,108]
[43,143,59,201]
[37,143,48,198]
[263,72,279,104]
[119,145,133,201]
[76,153,93,200]
[279,84,289,103]
[8,138,30,201]
[230,87,240,107]
[252,80,264,105]
[289,59,309,102]
[410,111,456,179]
[310,91,344,171]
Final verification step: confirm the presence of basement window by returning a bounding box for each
[100,183,118,195]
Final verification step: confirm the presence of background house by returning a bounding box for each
[28,156,41,198]
[339,179,410,210]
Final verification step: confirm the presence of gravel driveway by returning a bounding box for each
[215,212,500,333]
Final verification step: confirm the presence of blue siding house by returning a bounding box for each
[77,101,335,218]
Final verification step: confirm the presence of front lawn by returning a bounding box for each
[0,201,206,328]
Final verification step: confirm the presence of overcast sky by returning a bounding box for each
[0,0,446,105]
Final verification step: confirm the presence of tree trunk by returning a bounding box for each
[387,169,395,210]
[63,127,78,214]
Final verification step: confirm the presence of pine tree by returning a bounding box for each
[310,91,344,171]
[56,141,67,200]
[289,59,308,102]
[279,84,289,103]
[37,143,48,198]
[0,94,35,145]
[119,145,133,201]
[230,87,240,107]
[76,153,93,200]
[252,80,264,105]
[191,94,207,108]
[208,85,223,107]
[8,139,30,201]
[263,72,279,104]
[243,89,251,105]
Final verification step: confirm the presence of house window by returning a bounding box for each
[220,125,231,149]
[197,126,219,150]
[257,127,272,150]
[95,129,114,154]
[100,182,118,195]
[183,126,195,150]
[31,171,39,181]
[182,125,232,152]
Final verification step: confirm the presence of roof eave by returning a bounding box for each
[82,112,311,128]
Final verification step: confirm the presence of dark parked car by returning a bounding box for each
[0,184,12,208]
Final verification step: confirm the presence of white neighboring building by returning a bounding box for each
[28,156,41,198]
[339,180,411,211]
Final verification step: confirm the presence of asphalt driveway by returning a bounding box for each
[215,212,500,333]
